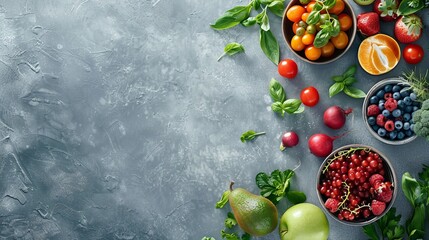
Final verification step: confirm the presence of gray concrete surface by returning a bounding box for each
[0,0,428,239]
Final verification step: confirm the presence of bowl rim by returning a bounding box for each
[281,0,357,64]
[362,78,418,145]
[316,144,398,226]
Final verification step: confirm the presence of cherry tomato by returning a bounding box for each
[338,13,352,31]
[306,1,317,13]
[305,45,322,61]
[278,59,298,79]
[331,31,349,50]
[292,22,300,34]
[321,41,335,58]
[301,12,310,22]
[302,33,315,45]
[300,86,320,107]
[328,0,345,15]
[403,44,424,64]
[287,5,306,23]
[291,35,305,51]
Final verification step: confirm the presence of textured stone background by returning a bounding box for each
[0,0,428,239]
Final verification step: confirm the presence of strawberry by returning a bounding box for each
[369,174,384,186]
[373,0,399,22]
[375,182,393,202]
[325,198,340,213]
[367,104,381,116]
[357,12,380,36]
[371,199,386,215]
[394,14,423,43]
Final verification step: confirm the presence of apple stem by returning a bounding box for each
[229,181,235,191]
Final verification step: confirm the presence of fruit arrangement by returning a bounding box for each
[365,80,421,143]
[318,147,395,222]
[285,0,353,61]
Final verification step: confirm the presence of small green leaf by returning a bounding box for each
[253,0,261,10]
[286,191,307,204]
[211,5,252,30]
[225,212,237,229]
[282,99,302,114]
[329,18,340,37]
[220,230,240,240]
[362,223,380,240]
[398,0,424,16]
[313,27,331,48]
[271,102,285,116]
[260,9,270,31]
[329,82,344,98]
[260,0,275,4]
[216,190,231,208]
[344,77,356,85]
[268,0,285,17]
[240,130,266,143]
[331,75,344,82]
[306,10,321,25]
[218,42,245,61]
[202,237,216,240]
[260,29,280,65]
[269,78,286,102]
[241,17,257,27]
[342,65,357,78]
[324,0,336,8]
[344,86,366,98]
[293,104,305,114]
[241,233,251,240]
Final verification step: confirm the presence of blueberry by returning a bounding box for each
[397,131,405,140]
[403,122,410,130]
[389,131,397,140]
[410,124,415,131]
[404,96,412,105]
[400,90,410,97]
[384,84,393,92]
[413,106,419,112]
[403,113,411,122]
[410,92,417,101]
[405,106,413,113]
[392,109,401,117]
[405,130,413,137]
[368,116,376,125]
[392,85,402,92]
[393,92,401,100]
[372,125,380,131]
[370,96,379,104]
[378,128,387,137]
[379,102,385,111]
[376,89,385,99]
[395,121,403,130]
[382,109,390,117]
[397,100,405,109]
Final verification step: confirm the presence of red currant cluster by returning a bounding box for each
[319,148,394,222]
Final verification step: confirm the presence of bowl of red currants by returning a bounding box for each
[363,78,420,145]
[316,144,397,226]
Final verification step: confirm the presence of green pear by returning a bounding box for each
[228,182,278,236]
[279,203,329,240]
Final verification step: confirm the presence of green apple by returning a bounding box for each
[279,203,329,240]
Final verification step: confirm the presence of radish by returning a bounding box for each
[280,131,299,151]
[308,133,345,158]
[323,106,353,130]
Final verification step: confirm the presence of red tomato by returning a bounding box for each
[278,59,298,79]
[300,86,320,107]
[403,44,424,64]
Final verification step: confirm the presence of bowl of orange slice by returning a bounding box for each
[357,34,401,75]
[282,0,356,64]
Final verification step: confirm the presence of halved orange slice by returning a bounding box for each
[358,34,400,75]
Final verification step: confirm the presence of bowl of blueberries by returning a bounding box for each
[363,78,420,145]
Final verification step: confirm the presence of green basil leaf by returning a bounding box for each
[329,82,345,97]
[271,102,285,116]
[260,29,280,65]
[344,77,356,85]
[218,42,245,61]
[260,0,275,4]
[215,190,231,208]
[330,18,340,37]
[331,75,344,82]
[314,2,324,10]
[268,0,285,17]
[313,27,331,48]
[324,0,336,8]
[241,17,257,27]
[201,237,216,240]
[293,104,305,114]
[240,130,265,143]
[306,10,321,25]
[260,9,270,31]
[398,0,424,16]
[342,65,357,78]
[211,5,252,30]
[282,99,302,114]
[286,191,307,204]
[254,0,261,10]
[269,78,286,102]
[344,86,366,98]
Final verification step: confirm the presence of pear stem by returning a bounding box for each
[229,181,235,191]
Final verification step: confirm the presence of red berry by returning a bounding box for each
[384,120,395,131]
[375,182,393,202]
[369,174,385,186]
[384,98,398,111]
[325,198,340,213]
[371,200,386,215]
[376,114,386,127]
[384,92,393,100]
[367,104,381,116]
